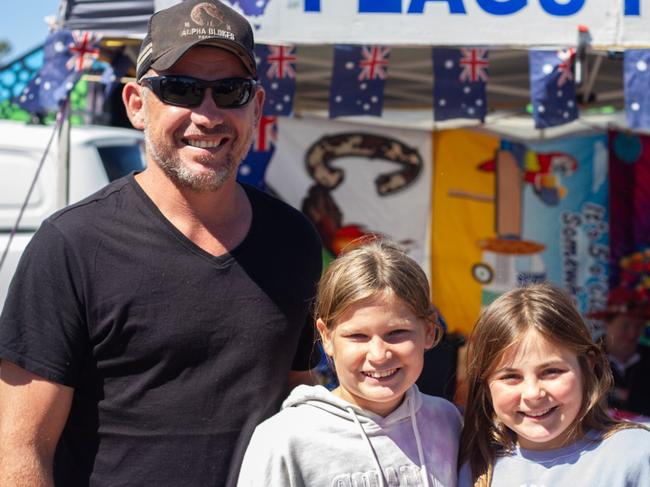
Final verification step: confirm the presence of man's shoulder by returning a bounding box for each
[23,175,137,253]
[245,184,306,219]
[244,184,321,244]
[46,175,135,230]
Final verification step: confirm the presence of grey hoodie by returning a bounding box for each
[237,384,462,487]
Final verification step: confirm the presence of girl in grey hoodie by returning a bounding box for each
[238,240,462,487]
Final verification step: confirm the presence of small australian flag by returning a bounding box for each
[624,49,650,129]
[329,45,390,118]
[16,30,99,114]
[255,44,297,116]
[238,115,277,191]
[433,48,488,122]
[529,49,579,128]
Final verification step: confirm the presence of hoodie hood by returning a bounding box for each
[282,385,432,487]
[282,384,423,431]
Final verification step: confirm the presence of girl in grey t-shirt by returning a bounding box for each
[459,283,650,487]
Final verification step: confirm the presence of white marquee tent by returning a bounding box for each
[59,0,648,118]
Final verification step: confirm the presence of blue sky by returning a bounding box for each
[1,1,58,62]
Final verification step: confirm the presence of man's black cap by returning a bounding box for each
[136,0,256,81]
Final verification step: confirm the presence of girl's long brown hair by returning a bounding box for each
[459,283,643,487]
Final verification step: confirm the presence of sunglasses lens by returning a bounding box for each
[144,77,254,108]
[161,78,204,107]
[212,79,252,108]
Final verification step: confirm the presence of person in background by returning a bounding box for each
[416,310,465,403]
[0,1,322,486]
[237,240,462,487]
[589,287,650,417]
[459,283,649,487]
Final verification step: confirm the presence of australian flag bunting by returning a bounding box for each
[237,115,277,191]
[433,48,489,122]
[329,45,390,118]
[529,49,579,129]
[624,49,650,129]
[255,44,297,116]
[16,30,100,113]
[101,49,132,99]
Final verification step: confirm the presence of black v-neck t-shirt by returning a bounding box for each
[0,173,322,486]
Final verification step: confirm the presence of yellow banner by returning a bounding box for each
[431,129,499,335]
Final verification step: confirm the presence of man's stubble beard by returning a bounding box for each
[142,96,255,192]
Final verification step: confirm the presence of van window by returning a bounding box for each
[97,144,145,181]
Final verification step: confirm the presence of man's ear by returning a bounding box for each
[122,82,146,130]
[316,318,334,357]
[252,85,265,127]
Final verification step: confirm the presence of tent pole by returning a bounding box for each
[582,55,602,105]
[57,99,71,209]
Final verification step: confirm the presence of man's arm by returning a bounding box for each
[0,360,73,487]
[287,369,318,390]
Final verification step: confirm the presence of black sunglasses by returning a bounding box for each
[140,75,257,109]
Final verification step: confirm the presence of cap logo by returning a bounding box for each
[181,2,235,41]
[190,2,224,26]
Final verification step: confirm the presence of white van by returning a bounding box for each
[0,120,145,311]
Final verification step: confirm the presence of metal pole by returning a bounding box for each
[57,98,71,208]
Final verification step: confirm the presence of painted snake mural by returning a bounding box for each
[301,132,423,255]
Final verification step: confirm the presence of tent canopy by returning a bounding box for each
[63,1,649,48]
[61,0,629,113]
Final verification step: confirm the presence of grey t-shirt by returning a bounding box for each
[459,428,650,487]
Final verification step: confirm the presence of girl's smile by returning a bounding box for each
[361,368,400,380]
[518,406,557,418]
[487,329,585,450]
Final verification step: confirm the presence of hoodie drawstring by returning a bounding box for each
[408,397,434,487]
[347,400,436,487]
[346,407,387,487]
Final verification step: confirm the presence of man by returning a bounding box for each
[0,1,322,485]
[589,286,650,417]
[603,310,650,416]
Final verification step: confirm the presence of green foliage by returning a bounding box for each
[0,78,89,125]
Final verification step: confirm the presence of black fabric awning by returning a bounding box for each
[62,0,154,37]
